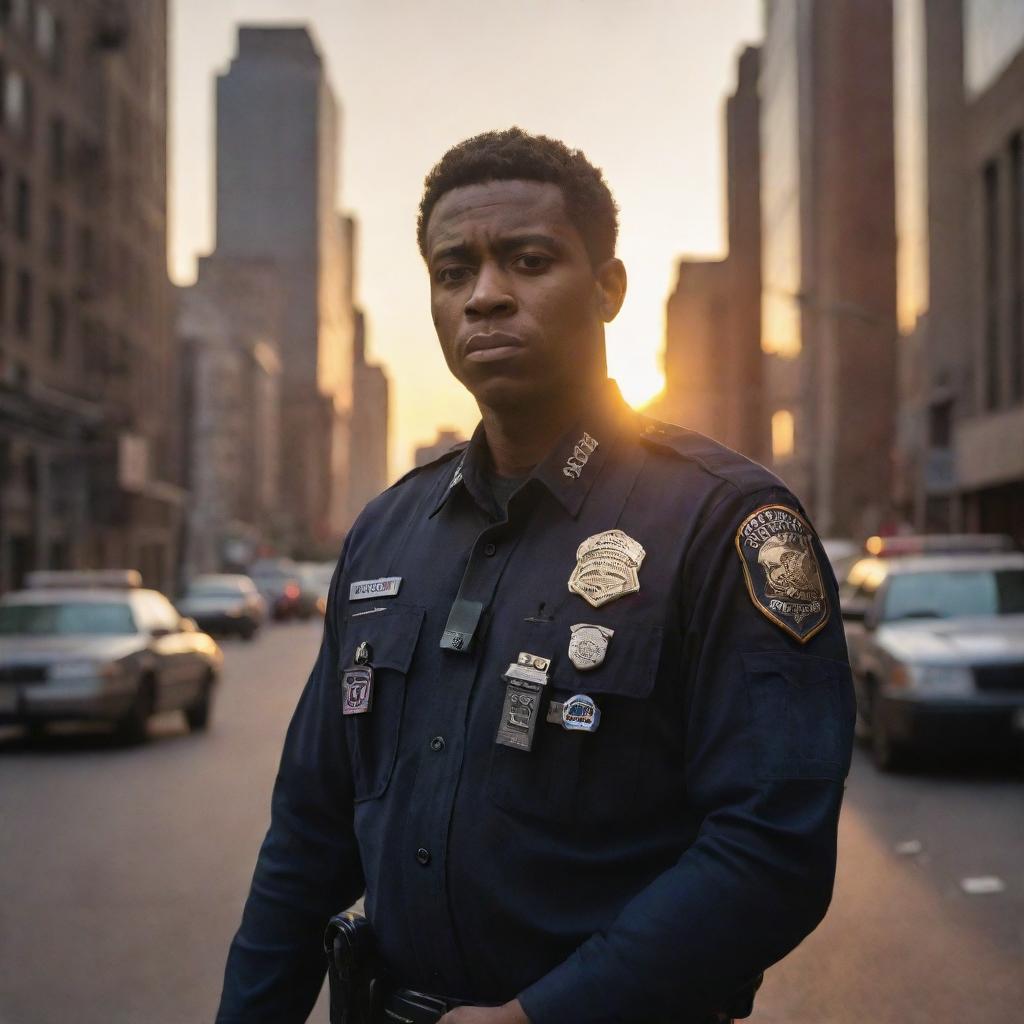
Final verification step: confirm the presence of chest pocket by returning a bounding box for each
[339,603,425,802]
[486,616,668,825]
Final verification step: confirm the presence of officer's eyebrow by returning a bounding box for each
[430,234,565,266]
[430,242,475,266]
[493,233,564,255]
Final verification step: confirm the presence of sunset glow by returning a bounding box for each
[171,0,761,474]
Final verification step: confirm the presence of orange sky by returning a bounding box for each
[170,0,762,476]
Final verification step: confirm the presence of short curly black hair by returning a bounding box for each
[417,127,619,268]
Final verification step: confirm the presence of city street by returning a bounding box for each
[0,620,1021,1024]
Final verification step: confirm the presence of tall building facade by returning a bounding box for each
[216,26,355,555]
[346,310,390,526]
[0,0,181,594]
[177,256,284,576]
[760,0,898,537]
[894,0,1024,541]
[653,46,765,463]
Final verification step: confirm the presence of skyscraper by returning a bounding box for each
[654,46,765,463]
[215,26,355,554]
[760,0,898,537]
[894,0,1024,539]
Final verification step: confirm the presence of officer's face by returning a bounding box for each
[425,179,626,411]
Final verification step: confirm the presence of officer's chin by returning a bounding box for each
[461,366,550,413]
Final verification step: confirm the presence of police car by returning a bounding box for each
[840,535,1024,770]
[0,570,223,743]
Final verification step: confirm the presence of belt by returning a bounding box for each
[375,986,488,1024]
[372,985,733,1024]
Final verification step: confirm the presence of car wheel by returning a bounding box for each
[185,672,215,732]
[115,676,155,746]
[870,685,906,772]
[240,622,256,642]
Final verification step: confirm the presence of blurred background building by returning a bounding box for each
[758,0,898,538]
[652,44,765,464]
[654,0,1024,545]
[0,0,183,594]
[893,0,1024,539]
[214,25,359,557]
[347,309,389,525]
[177,255,284,576]
[414,429,466,468]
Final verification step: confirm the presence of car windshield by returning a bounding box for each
[0,602,137,636]
[883,569,1024,621]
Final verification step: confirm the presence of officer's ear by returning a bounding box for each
[594,258,627,323]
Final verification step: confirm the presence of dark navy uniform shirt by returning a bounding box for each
[217,381,855,1024]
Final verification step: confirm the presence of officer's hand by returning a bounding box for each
[438,998,531,1024]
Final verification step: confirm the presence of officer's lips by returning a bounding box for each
[463,332,525,363]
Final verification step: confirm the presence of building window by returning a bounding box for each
[1010,133,1023,404]
[46,204,64,265]
[14,175,30,241]
[3,68,32,146]
[983,159,1001,410]
[49,115,66,181]
[771,409,795,459]
[14,268,32,338]
[0,160,6,227]
[11,0,30,33]
[47,293,65,360]
[928,399,953,448]
[34,5,57,61]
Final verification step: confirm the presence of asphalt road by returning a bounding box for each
[0,620,1021,1024]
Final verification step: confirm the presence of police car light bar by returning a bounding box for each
[26,569,143,590]
[864,534,1015,557]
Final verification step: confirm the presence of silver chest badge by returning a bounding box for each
[568,529,646,608]
[568,623,614,670]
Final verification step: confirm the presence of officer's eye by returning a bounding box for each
[436,266,473,285]
[513,253,552,273]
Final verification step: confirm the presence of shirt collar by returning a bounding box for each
[428,379,636,520]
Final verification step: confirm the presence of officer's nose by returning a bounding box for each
[465,263,516,319]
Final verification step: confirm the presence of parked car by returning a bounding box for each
[296,561,335,616]
[176,574,265,640]
[840,535,1024,770]
[247,559,303,621]
[821,537,860,585]
[0,570,223,743]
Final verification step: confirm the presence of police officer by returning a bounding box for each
[217,127,855,1024]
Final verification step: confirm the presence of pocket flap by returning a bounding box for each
[340,603,425,673]
[522,618,662,699]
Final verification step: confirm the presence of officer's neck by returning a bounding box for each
[479,378,606,478]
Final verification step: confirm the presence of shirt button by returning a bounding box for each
[483,542,497,557]
[429,736,445,752]
[416,847,431,866]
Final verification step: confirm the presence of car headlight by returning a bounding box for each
[902,664,974,696]
[48,660,121,681]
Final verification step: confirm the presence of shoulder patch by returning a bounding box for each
[734,504,829,643]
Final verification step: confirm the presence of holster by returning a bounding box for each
[324,911,379,1024]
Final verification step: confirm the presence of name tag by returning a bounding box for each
[349,577,402,601]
